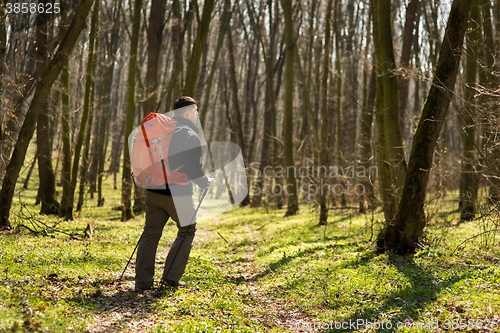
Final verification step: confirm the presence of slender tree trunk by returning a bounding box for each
[63,0,99,220]
[98,3,121,206]
[36,3,60,215]
[0,0,95,228]
[131,0,167,213]
[359,2,376,213]
[226,27,247,158]
[333,0,346,207]
[282,0,298,216]
[376,0,473,254]
[372,0,407,223]
[318,0,334,225]
[161,0,195,111]
[482,0,500,203]
[248,0,278,207]
[121,0,143,221]
[0,3,6,145]
[459,0,480,221]
[23,155,37,189]
[143,0,166,116]
[359,68,377,213]
[77,80,96,212]
[59,5,71,216]
[0,38,36,184]
[200,0,231,129]
[183,0,215,97]
[398,0,419,142]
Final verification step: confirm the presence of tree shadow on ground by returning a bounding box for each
[321,254,473,332]
[64,282,173,332]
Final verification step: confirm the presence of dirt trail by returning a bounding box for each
[84,225,316,332]
[214,225,315,332]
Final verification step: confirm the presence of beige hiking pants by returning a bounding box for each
[134,191,196,290]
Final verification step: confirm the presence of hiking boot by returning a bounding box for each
[161,279,187,288]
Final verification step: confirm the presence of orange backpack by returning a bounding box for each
[130,113,190,188]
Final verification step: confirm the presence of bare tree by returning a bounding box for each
[121,0,143,221]
[0,0,96,228]
[282,0,298,216]
[376,0,473,254]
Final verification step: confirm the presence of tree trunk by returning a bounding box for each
[282,0,298,216]
[318,0,334,225]
[121,0,143,221]
[62,0,99,220]
[376,0,473,254]
[161,0,195,111]
[98,3,121,207]
[398,0,419,142]
[333,0,346,207]
[481,0,500,203]
[359,68,377,213]
[143,0,166,116]
[200,0,231,129]
[358,2,376,213]
[36,4,60,215]
[459,0,480,221]
[248,0,278,208]
[0,3,6,144]
[0,37,36,184]
[130,0,166,214]
[77,80,97,212]
[226,27,247,158]
[59,4,71,216]
[0,0,95,229]
[183,0,215,97]
[372,0,407,223]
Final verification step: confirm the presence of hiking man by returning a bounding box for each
[134,96,215,291]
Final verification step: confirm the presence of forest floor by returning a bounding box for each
[1,187,500,332]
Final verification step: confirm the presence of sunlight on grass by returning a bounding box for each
[1,150,500,332]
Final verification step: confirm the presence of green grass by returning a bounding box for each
[1,198,500,332]
[1,145,500,331]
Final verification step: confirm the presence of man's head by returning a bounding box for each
[174,96,198,124]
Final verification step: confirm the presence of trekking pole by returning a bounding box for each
[161,188,208,286]
[120,232,144,280]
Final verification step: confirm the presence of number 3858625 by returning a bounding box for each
[5,2,61,14]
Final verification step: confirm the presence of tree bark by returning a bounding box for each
[121,0,143,221]
[372,0,407,222]
[459,0,480,221]
[183,0,215,97]
[59,3,71,216]
[62,0,99,220]
[376,0,473,254]
[0,0,95,228]
[359,2,376,213]
[318,0,334,225]
[248,0,278,208]
[0,2,6,144]
[98,1,121,207]
[282,0,298,216]
[200,0,231,129]
[143,0,166,116]
[481,0,500,203]
[36,4,60,215]
[398,0,419,142]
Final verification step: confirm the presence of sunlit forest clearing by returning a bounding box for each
[1,152,499,332]
[1,0,500,331]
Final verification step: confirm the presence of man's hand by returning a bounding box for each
[207,177,215,190]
